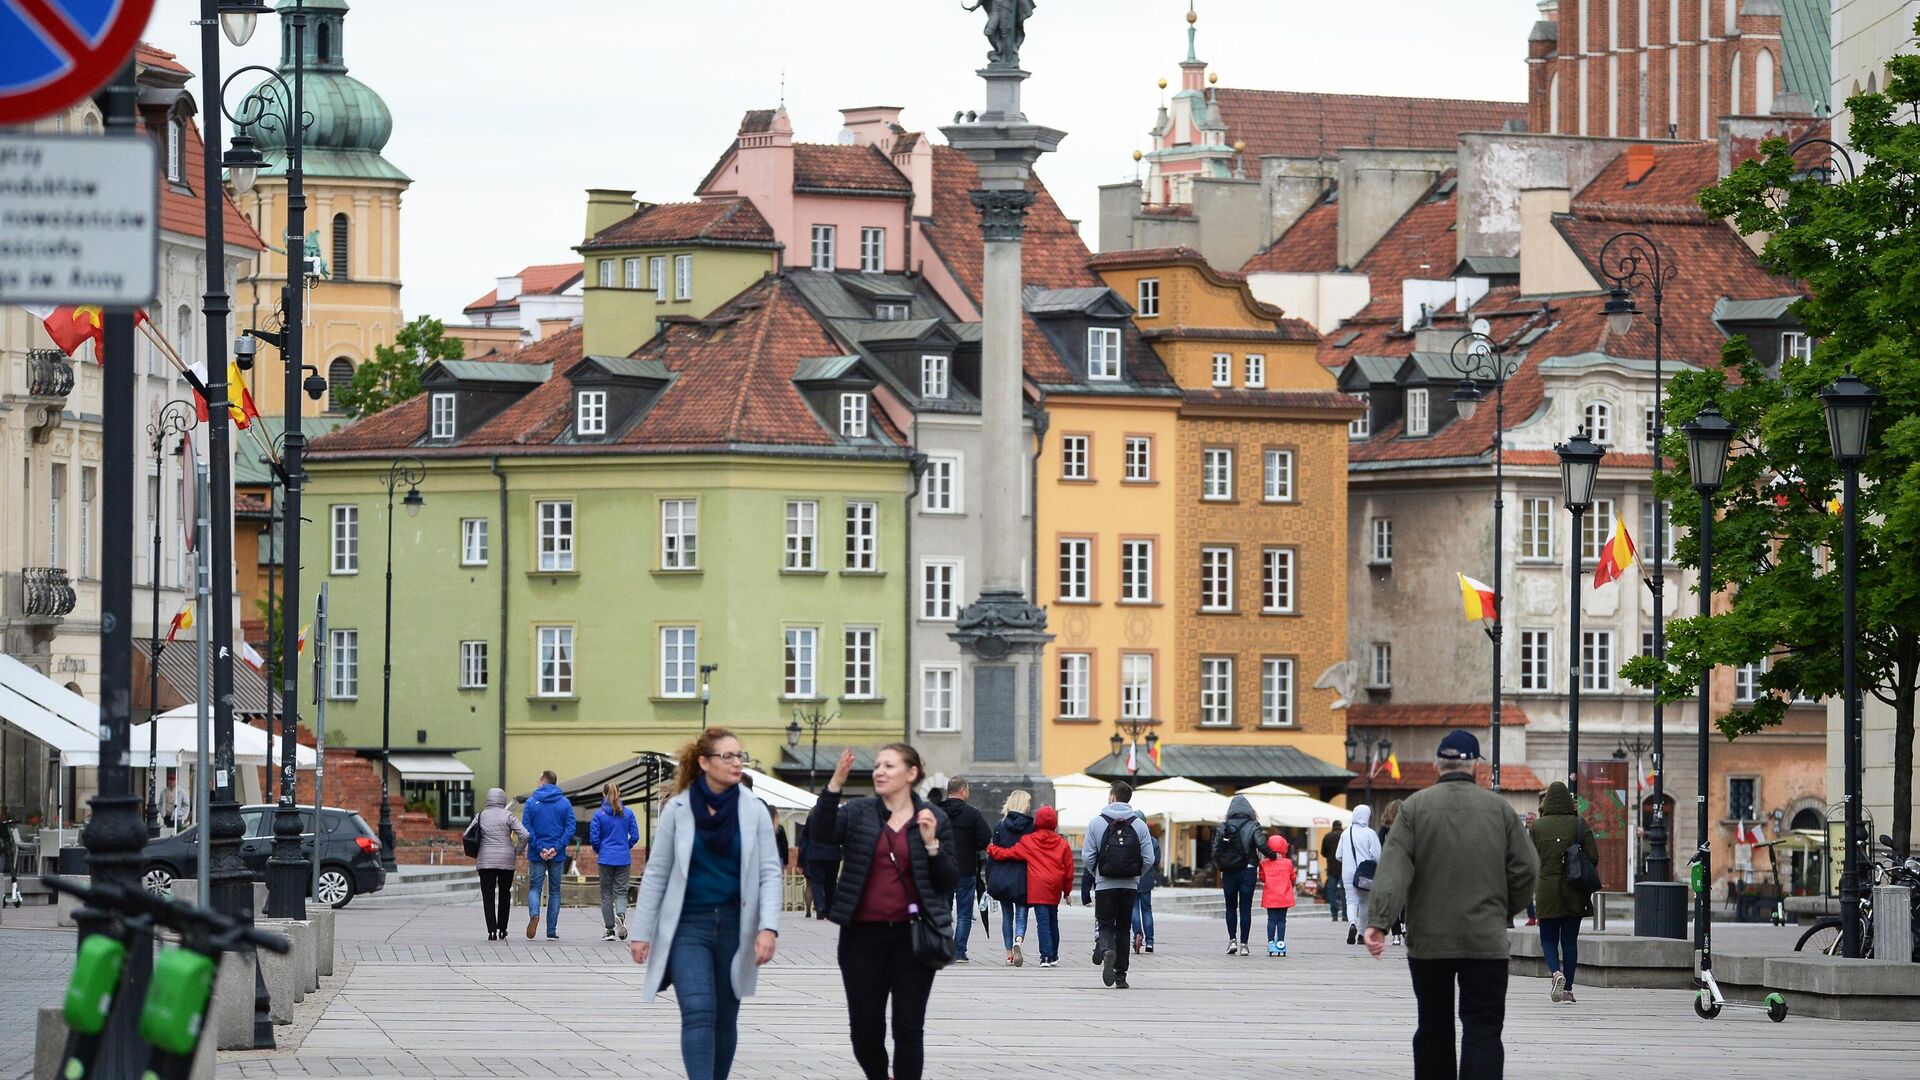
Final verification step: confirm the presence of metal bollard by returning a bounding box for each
[1871,885,1913,962]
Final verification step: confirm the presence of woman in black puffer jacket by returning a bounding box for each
[812,744,958,1080]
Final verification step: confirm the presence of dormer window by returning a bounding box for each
[1087,327,1122,380]
[1211,353,1231,387]
[876,302,910,321]
[598,259,616,288]
[1405,388,1429,437]
[920,355,949,400]
[1137,278,1160,317]
[165,115,184,183]
[1349,392,1371,439]
[1581,401,1612,445]
[429,393,456,440]
[1245,355,1266,389]
[576,390,607,436]
[839,392,868,437]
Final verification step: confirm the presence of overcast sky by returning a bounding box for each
[143,0,1538,326]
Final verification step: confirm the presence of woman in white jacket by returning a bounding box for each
[630,727,784,1080]
[1338,804,1382,945]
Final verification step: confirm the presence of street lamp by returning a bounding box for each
[145,401,196,836]
[1682,402,1734,973]
[218,0,272,46]
[1614,735,1652,890]
[1448,324,1520,789]
[699,664,718,727]
[788,706,838,792]
[1556,432,1605,794]
[1822,371,1878,959]
[1112,718,1159,776]
[1345,729,1392,810]
[376,458,426,872]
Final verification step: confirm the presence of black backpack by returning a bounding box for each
[1096,813,1145,878]
[1212,820,1251,873]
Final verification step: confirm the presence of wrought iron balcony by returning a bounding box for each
[20,567,78,618]
[27,349,76,399]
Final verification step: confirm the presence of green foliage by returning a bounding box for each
[334,316,464,419]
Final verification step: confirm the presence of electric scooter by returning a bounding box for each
[1688,849,1789,1023]
[2,820,23,908]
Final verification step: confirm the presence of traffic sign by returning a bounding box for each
[1,0,157,125]
[0,133,158,305]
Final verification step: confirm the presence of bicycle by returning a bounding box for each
[1792,834,1920,960]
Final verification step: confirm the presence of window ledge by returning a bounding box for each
[1120,479,1158,486]
[781,568,829,577]
[527,569,580,578]
[1366,560,1393,570]
[1059,477,1096,485]
[1261,498,1296,506]
[330,569,361,577]
[1055,599,1101,607]
[1117,599,1161,608]
[457,686,488,693]
[460,561,489,569]
[653,567,702,576]
[527,695,579,704]
[1053,716,1099,724]
[1198,724,1239,731]
[781,696,829,705]
[1198,608,1240,616]
[1259,610,1300,618]
[1258,724,1299,730]
[839,569,886,577]
[648,696,702,705]
[1201,497,1237,505]
[839,696,886,706]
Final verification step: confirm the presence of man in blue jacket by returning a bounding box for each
[522,770,575,939]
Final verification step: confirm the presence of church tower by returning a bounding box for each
[235,0,410,418]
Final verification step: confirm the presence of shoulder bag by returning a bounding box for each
[1564,818,1604,896]
[887,828,955,971]
[462,813,484,858]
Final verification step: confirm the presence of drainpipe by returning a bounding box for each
[905,446,929,744]
[491,455,509,789]
[1027,402,1048,777]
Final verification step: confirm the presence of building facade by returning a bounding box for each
[1831,0,1920,152]
[575,194,782,358]
[455,262,583,356]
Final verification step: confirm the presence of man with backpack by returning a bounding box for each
[1212,794,1268,955]
[1320,820,1347,922]
[1081,780,1156,990]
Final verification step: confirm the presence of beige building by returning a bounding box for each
[1832,0,1920,152]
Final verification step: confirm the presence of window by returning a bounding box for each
[783,627,818,698]
[330,505,358,573]
[921,560,960,621]
[1581,401,1612,445]
[1368,517,1393,564]
[599,259,618,287]
[921,454,959,513]
[1642,630,1658,658]
[1261,658,1295,727]
[649,256,667,294]
[1521,497,1554,559]
[536,626,574,697]
[1728,777,1758,822]
[674,254,692,300]
[1121,654,1153,720]
[1124,437,1152,482]
[1367,642,1392,689]
[921,666,959,732]
[810,225,836,270]
[1245,355,1266,388]
[1349,392,1371,439]
[1781,332,1814,362]
[1061,434,1089,480]
[623,257,642,289]
[1580,630,1615,691]
[1120,539,1153,603]
[1202,447,1233,501]
[576,390,607,436]
[1519,629,1552,691]
[328,630,358,699]
[1200,657,1234,726]
[859,227,884,273]
[1640,499,1674,562]
[1262,547,1295,613]
[661,499,697,569]
[429,393,456,440]
[920,355,949,399]
[460,518,489,566]
[1087,327,1122,380]
[1644,406,1660,449]
[1211,353,1231,387]
[79,467,94,577]
[459,641,488,689]
[875,302,910,321]
[331,213,349,280]
[843,627,878,699]
[1405,388,1430,436]
[1057,539,1091,602]
[48,463,63,566]
[844,501,877,571]
[839,392,868,438]
[1200,546,1234,612]
[166,116,183,182]
[1735,659,1767,703]
[784,500,819,571]
[1581,499,1617,562]
[537,500,574,572]
[1262,449,1293,502]
[1058,653,1091,719]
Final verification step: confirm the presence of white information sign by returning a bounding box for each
[0,133,157,305]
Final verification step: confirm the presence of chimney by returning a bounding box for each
[723,107,796,262]
[495,274,522,303]
[537,317,574,341]
[1625,144,1656,184]
[839,106,905,154]
[584,188,637,243]
[1518,185,1596,296]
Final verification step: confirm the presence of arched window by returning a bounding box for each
[1756,50,1776,115]
[1581,401,1612,445]
[174,304,193,378]
[1548,73,1560,135]
[1789,807,1823,832]
[1731,54,1743,115]
[317,21,332,63]
[331,213,349,280]
[327,357,354,413]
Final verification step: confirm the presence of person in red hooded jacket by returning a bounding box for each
[1258,834,1297,956]
[987,805,1075,967]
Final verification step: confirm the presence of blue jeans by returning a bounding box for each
[668,907,742,1080]
[1539,915,1580,987]
[999,900,1028,949]
[1325,876,1347,920]
[1266,907,1289,943]
[950,877,976,959]
[528,856,565,936]
[1221,867,1256,941]
[1032,904,1059,963]
[1134,891,1155,946]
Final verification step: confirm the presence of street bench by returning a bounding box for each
[1716,952,1920,1021]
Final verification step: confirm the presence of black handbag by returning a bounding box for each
[1352,858,1378,892]
[886,845,955,970]
[1564,819,1603,896]
[462,815,483,859]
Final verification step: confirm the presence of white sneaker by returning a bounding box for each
[615,915,627,940]
[602,930,617,941]
[1550,971,1566,1004]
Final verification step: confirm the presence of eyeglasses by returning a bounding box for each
[704,751,750,764]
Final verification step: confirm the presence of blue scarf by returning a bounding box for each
[689,774,740,855]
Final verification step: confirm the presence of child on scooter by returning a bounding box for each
[1259,834,1296,955]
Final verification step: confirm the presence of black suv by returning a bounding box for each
[140,804,387,908]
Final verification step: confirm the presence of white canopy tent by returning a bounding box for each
[1236,781,1353,829]
[744,767,816,813]
[61,708,319,769]
[1131,776,1230,824]
[1044,773,1116,831]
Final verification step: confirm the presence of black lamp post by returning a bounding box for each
[1556,433,1605,794]
[1111,718,1159,776]
[1448,324,1520,789]
[1682,402,1734,971]
[1614,734,1652,888]
[788,706,838,792]
[1345,729,1392,809]
[377,459,426,872]
[1821,371,1878,959]
[145,401,196,836]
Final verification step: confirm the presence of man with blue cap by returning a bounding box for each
[1362,729,1538,1079]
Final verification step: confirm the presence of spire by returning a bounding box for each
[1186,2,1198,63]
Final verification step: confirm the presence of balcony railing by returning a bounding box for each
[20,567,77,618]
[27,350,76,399]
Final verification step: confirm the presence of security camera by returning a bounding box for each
[233,333,258,371]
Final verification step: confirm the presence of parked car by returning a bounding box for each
[141,804,386,908]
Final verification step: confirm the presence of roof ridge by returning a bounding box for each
[725,280,782,442]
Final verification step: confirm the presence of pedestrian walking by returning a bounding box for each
[813,744,958,1080]
[1338,804,1382,946]
[800,817,842,920]
[1082,780,1154,990]
[986,803,1074,967]
[1259,834,1296,956]
[591,781,641,941]
[1363,730,1539,1080]
[521,770,575,939]
[769,805,790,869]
[937,777,991,963]
[985,790,1035,966]
[1321,820,1347,921]
[1212,794,1266,955]
[1133,846,1157,954]
[629,727,783,1080]
[1529,781,1594,1004]
[470,786,529,940]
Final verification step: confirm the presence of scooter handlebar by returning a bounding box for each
[42,876,290,954]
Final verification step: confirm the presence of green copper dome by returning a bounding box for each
[240,0,408,182]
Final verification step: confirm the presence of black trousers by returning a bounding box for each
[478,868,513,935]
[1094,888,1136,975]
[838,921,937,1080]
[1407,957,1508,1080]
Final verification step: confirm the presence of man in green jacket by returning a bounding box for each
[1364,730,1539,1079]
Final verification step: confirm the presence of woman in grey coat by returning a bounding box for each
[471,787,529,940]
[630,727,783,1080]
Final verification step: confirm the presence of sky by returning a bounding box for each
[142,0,1540,326]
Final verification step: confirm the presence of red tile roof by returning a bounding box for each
[1241,197,1341,273]
[136,43,191,76]
[1348,703,1531,728]
[1215,89,1525,175]
[463,262,584,315]
[1572,142,1722,219]
[793,144,912,195]
[143,110,263,251]
[580,198,776,251]
[1348,761,1546,794]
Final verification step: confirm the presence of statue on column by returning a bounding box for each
[962,0,1034,68]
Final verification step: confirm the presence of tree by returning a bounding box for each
[1624,34,1920,854]
[335,315,463,418]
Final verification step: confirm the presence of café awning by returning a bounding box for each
[387,752,473,783]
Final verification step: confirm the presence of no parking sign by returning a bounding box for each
[0,0,157,124]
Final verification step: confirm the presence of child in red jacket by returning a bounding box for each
[1259,834,1297,956]
[987,805,1075,966]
